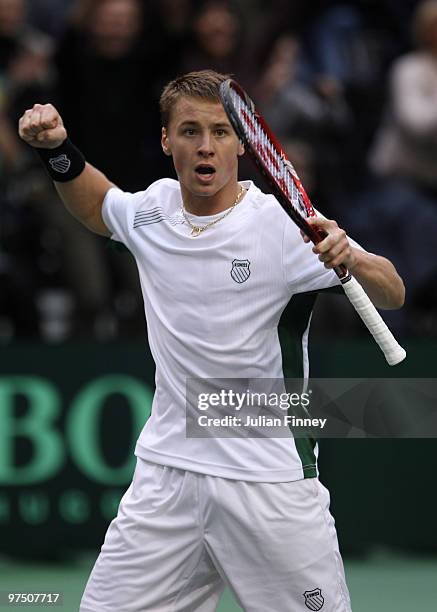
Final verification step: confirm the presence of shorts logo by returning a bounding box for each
[49,154,71,174]
[231,259,250,284]
[303,589,324,611]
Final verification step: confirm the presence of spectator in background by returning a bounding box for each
[370,0,437,196]
[181,0,252,87]
[55,0,166,191]
[0,0,55,340]
[351,0,437,334]
[26,0,75,38]
[148,0,193,85]
[50,0,172,337]
[255,32,353,213]
[0,0,54,173]
[0,0,53,125]
[305,3,402,185]
[256,33,351,135]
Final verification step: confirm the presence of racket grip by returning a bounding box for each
[341,276,406,366]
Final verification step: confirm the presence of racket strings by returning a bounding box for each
[231,89,308,217]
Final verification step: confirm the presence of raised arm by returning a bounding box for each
[18,103,113,236]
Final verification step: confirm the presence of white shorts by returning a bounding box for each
[80,459,351,612]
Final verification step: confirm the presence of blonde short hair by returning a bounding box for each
[160,70,230,128]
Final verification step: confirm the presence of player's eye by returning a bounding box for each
[215,129,228,137]
[183,128,196,136]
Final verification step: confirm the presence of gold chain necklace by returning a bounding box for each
[181,186,245,237]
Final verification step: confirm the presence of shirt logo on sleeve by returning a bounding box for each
[133,208,184,228]
[231,259,251,283]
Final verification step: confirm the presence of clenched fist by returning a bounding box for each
[18,103,67,149]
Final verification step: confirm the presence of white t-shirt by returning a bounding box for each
[102,178,344,482]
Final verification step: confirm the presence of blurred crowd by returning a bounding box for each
[1,0,437,343]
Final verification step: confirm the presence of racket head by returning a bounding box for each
[220,80,406,366]
[219,79,317,238]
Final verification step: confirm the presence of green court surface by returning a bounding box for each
[0,551,435,611]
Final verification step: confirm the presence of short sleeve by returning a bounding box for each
[102,187,147,247]
[282,217,365,294]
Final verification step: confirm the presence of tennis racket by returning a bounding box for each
[219,79,406,366]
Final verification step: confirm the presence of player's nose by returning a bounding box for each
[197,133,214,156]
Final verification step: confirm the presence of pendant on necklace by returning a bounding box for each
[191,227,202,237]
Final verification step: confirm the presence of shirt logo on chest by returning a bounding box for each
[231,259,251,284]
[303,589,324,611]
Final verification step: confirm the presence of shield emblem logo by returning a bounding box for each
[231,259,250,283]
[49,154,71,174]
[303,589,325,611]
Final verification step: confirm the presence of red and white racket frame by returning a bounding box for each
[220,79,406,366]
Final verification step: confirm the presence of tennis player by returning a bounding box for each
[19,70,404,612]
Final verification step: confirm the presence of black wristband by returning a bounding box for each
[35,138,86,182]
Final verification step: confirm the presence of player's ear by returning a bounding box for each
[237,140,245,157]
[161,127,172,156]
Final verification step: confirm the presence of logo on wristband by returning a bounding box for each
[49,154,71,174]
